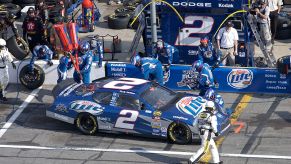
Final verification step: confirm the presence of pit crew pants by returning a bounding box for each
[189,129,220,163]
[57,67,67,83]
[0,66,9,97]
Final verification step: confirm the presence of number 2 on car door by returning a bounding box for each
[115,110,139,129]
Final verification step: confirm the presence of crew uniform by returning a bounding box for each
[0,12,20,40]
[132,55,164,85]
[90,38,103,68]
[189,101,222,164]
[197,36,221,67]
[192,60,215,96]
[0,39,16,101]
[154,39,178,67]
[57,55,72,83]
[73,42,93,84]
[29,45,53,73]
[22,7,44,50]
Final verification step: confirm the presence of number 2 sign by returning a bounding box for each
[115,110,139,129]
[175,16,214,46]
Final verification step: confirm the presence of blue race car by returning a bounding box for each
[47,77,232,144]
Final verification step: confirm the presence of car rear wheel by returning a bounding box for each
[167,122,192,144]
[76,113,98,135]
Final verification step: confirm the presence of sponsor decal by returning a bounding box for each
[153,111,162,117]
[63,83,83,97]
[55,104,68,113]
[97,117,111,122]
[177,70,199,89]
[218,3,234,8]
[145,110,152,114]
[265,74,276,78]
[110,63,126,67]
[70,100,104,115]
[227,69,253,89]
[173,116,188,121]
[172,2,212,7]
[153,128,160,133]
[188,50,198,56]
[176,96,206,116]
[161,127,167,133]
[99,125,112,130]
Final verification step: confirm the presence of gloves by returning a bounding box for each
[47,60,53,66]
[215,132,219,137]
[11,62,16,69]
[214,62,219,68]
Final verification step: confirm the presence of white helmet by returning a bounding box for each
[205,101,215,112]
[0,39,6,46]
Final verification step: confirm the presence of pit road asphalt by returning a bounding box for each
[0,84,291,164]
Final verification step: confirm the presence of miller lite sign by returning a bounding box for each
[227,69,253,89]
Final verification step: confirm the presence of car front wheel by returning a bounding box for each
[76,113,98,135]
[167,122,192,144]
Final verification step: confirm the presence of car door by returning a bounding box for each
[111,93,154,135]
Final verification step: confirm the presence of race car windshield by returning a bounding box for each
[141,84,177,110]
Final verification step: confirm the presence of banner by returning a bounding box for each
[105,63,291,94]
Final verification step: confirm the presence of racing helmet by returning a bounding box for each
[205,101,216,112]
[38,46,46,56]
[192,60,203,72]
[156,39,164,49]
[200,36,209,44]
[0,39,6,49]
[27,7,35,15]
[90,38,102,48]
[204,88,216,101]
[80,41,90,54]
[131,54,141,66]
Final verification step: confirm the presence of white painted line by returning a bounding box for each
[0,87,42,138]
[0,144,291,160]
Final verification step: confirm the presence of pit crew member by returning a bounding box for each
[57,55,72,83]
[188,101,222,164]
[132,54,164,85]
[73,41,93,84]
[0,39,16,101]
[90,38,103,68]
[197,36,222,67]
[192,60,215,96]
[29,45,53,73]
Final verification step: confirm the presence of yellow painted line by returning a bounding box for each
[201,94,253,162]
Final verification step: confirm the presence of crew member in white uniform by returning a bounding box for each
[0,39,16,101]
[188,101,222,164]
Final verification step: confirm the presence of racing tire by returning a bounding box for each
[0,3,21,18]
[167,122,192,144]
[108,13,131,29]
[6,36,30,60]
[114,6,136,15]
[75,113,98,135]
[13,0,35,4]
[19,64,45,90]
[0,0,13,3]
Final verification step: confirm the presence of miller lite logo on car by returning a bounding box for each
[176,96,205,116]
[227,69,253,89]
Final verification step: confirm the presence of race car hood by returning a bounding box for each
[52,79,81,99]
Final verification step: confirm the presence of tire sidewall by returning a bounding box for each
[168,122,192,144]
[76,113,98,135]
[19,64,45,90]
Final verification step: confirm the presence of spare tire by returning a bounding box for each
[19,64,45,90]
[6,36,30,60]
[108,13,131,29]
[13,0,34,4]
[0,0,13,3]
[0,3,21,18]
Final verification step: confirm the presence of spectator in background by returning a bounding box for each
[255,0,272,51]
[216,21,238,66]
[267,0,283,44]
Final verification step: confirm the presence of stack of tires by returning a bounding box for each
[12,0,34,8]
[108,0,141,29]
[0,2,21,18]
